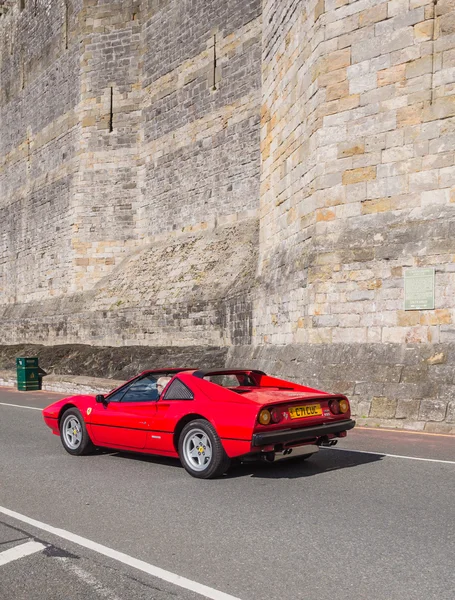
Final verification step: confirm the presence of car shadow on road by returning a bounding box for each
[226,449,384,479]
[103,448,383,480]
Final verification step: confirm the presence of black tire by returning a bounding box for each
[178,419,231,479]
[59,407,95,456]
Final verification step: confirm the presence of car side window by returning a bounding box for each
[106,384,131,403]
[121,374,160,403]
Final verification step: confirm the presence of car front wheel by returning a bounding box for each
[178,419,230,479]
[60,408,95,456]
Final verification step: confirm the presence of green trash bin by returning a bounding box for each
[16,357,41,391]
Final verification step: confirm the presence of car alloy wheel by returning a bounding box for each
[63,414,83,450]
[59,407,95,456]
[178,419,230,479]
[183,428,213,472]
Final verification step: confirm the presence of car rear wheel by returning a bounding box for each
[60,408,95,456]
[178,419,230,479]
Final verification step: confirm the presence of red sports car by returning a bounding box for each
[43,368,355,478]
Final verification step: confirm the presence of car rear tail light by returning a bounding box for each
[258,409,271,425]
[339,399,349,414]
[270,408,283,423]
[329,399,340,415]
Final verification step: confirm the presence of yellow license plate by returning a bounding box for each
[288,404,322,419]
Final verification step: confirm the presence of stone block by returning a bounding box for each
[447,401,455,423]
[396,399,421,419]
[338,141,365,157]
[414,20,434,40]
[422,97,455,121]
[432,67,455,87]
[326,80,350,101]
[351,38,382,63]
[420,310,452,326]
[356,400,373,418]
[435,0,455,16]
[389,0,415,16]
[405,55,433,79]
[424,422,455,433]
[326,14,359,39]
[315,48,352,79]
[361,198,391,213]
[440,14,455,35]
[349,72,378,93]
[419,399,448,421]
[439,166,455,188]
[315,0,326,21]
[342,166,377,184]
[401,365,430,383]
[397,310,421,326]
[377,64,406,86]
[397,105,423,127]
[359,3,388,27]
[370,396,398,418]
[331,327,368,343]
[409,169,439,191]
[381,144,414,163]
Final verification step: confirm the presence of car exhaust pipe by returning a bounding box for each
[263,445,319,462]
[318,437,338,447]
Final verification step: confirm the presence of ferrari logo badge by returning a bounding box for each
[87,407,92,415]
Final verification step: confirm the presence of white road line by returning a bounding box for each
[57,558,123,600]
[0,506,243,600]
[0,402,42,411]
[0,540,46,566]
[324,447,455,465]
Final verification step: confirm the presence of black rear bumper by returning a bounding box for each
[252,419,356,447]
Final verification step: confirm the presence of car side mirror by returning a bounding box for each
[95,394,106,404]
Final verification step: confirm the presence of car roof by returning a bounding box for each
[192,369,266,378]
[139,368,197,375]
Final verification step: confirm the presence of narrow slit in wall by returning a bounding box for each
[109,87,114,132]
[212,33,217,91]
[65,2,69,49]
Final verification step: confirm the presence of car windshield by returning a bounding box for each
[107,371,183,402]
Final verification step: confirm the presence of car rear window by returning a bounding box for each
[204,374,257,388]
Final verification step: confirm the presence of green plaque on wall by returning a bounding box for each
[404,268,435,310]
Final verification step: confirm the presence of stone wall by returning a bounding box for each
[1,0,455,432]
[258,0,455,347]
[0,0,81,303]
[0,219,258,347]
[249,0,455,431]
[0,0,262,333]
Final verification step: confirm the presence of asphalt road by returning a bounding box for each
[1,387,454,600]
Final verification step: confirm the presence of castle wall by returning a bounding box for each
[258,0,455,347]
[238,0,455,431]
[0,0,262,347]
